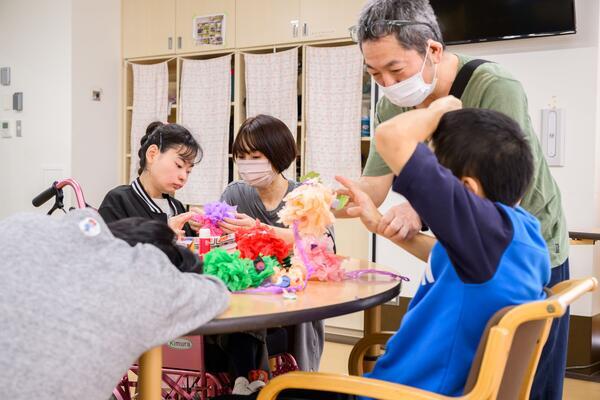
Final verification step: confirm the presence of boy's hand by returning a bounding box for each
[428,95,462,116]
[335,175,381,233]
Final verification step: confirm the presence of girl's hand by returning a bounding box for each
[187,206,204,233]
[168,211,194,240]
[218,212,257,233]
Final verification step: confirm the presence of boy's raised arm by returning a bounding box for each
[375,96,462,176]
[335,175,435,262]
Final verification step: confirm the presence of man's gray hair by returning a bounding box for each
[357,0,444,54]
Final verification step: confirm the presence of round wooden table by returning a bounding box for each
[137,257,403,400]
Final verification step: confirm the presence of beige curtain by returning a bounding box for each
[178,55,232,205]
[130,62,170,181]
[305,45,363,186]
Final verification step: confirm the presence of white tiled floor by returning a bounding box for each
[319,341,600,399]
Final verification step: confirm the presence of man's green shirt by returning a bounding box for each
[363,53,568,268]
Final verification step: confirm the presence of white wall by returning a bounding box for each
[71,0,121,208]
[0,0,121,218]
[450,0,599,231]
[0,0,73,216]
[373,0,600,317]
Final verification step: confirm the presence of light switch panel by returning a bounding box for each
[0,67,10,86]
[541,108,565,167]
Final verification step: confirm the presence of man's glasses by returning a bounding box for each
[348,20,435,43]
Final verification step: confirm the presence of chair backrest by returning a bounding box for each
[463,305,551,399]
[463,277,597,400]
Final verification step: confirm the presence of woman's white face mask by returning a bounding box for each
[236,159,277,188]
[379,45,438,108]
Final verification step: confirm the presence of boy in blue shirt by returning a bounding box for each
[219,97,550,400]
[335,95,550,396]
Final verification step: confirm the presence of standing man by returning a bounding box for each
[344,1,569,398]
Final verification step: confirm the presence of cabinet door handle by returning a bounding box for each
[177,36,182,49]
[291,20,299,38]
[303,23,308,37]
[168,37,173,50]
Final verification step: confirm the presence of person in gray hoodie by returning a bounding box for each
[0,209,229,400]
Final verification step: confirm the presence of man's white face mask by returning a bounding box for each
[379,45,438,107]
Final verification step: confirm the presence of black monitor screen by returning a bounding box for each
[429,0,576,44]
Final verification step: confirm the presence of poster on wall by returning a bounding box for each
[193,14,226,46]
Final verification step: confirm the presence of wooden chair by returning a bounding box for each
[258,277,598,400]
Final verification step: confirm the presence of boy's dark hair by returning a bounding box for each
[431,108,533,206]
[232,114,297,174]
[138,122,203,175]
[107,217,202,274]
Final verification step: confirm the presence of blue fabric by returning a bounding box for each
[529,259,570,400]
[392,144,514,284]
[363,144,551,396]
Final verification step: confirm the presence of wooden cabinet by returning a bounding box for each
[175,0,236,53]
[123,0,369,57]
[123,0,235,59]
[235,0,366,48]
[122,0,176,59]
[235,0,301,48]
[300,0,365,42]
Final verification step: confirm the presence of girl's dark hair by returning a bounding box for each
[137,121,203,175]
[107,217,202,274]
[232,114,297,174]
[431,108,534,206]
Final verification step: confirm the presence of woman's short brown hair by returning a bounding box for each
[232,114,297,173]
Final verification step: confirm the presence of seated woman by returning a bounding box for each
[217,115,331,387]
[218,114,299,243]
[0,209,229,400]
[99,121,203,237]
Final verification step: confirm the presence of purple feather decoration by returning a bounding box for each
[203,201,237,225]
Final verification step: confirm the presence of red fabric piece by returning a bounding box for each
[235,221,292,264]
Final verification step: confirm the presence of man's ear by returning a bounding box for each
[427,39,444,64]
[461,176,486,198]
